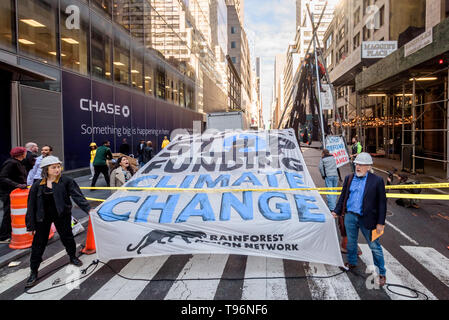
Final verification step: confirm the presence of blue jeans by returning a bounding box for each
[325,176,339,211]
[344,212,386,276]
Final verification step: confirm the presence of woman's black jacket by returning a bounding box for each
[26,175,90,231]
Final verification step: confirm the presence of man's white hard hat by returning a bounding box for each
[40,155,62,168]
[354,152,373,165]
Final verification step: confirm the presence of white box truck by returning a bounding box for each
[206,111,248,131]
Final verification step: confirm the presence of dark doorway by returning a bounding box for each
[0,69,11,166]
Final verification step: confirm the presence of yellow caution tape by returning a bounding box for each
[80,182,449,192]
[86,197,107,202]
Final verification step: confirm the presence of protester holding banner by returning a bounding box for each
[110,156,135,191]
[318,149,339,211]
[25,156,90,287]
[332,152,387,287]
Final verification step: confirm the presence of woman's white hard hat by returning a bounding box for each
[40,155,62,168]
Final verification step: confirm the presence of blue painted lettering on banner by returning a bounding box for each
[155,176,177,188]
[97,196,140,222]
[175,193,216,223]
[232,172,263,186]
[125,175,158,188]
[294,195,325,223]
[258,192,291,221]
[285,172,305,188]
[135,195,180,223]
[194,174,230,188]
[220,191,253,221]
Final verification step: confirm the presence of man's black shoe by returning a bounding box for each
[70,256,83,267]
[25,271,38,288]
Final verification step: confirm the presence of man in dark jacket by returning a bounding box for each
[137,139,145,167]
[119,138,130,156]
[91,141,113,188]
[22,142,38,173]
[332,152,387,286]
[0,147,28,241]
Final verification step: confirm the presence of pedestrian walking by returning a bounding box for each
[137,139,145,168]
[143,141,153,164]
[27,145,53,186]
[0,147,28,242]
[91,141,113,188]
[332,152,387,286]
[119,138,130,156]
[110,156,135,191]
[22,142,38,173]
[161,136,170,149]
[350,136,362,171]
[25,156,90,287]
[318,149,339,211]
[89,142,97,180]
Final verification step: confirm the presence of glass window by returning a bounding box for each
[156,67,166,100]
[91,13,112,81]
[113,0,130,32]
[144,54,154,96]
[131,43,143,91]
[0,0,15,52]
[113,28,130,86]
[91,0,112,18]
[231,26,236,34]
[231,41,236,49]
[18,0,58,64]
[60,0,89,75]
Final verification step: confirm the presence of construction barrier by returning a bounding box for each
[9,188,55,250]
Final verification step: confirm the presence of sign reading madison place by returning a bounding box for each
[90,129,344,267]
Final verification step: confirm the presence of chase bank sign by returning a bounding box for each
[80,98,130,118]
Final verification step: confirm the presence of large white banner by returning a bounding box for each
[91,129,344,267]
[325,135,350,168]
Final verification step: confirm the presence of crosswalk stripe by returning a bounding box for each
[164,254,229,300]
[304,262,360,300]
[15,254,99,300]
[214,254,248,300]
[89,256,170,300]
[0,248,68,295]
[282,259,312,300]
[358,244,436,300]
[401,246,449,288]
[241,256,288,300]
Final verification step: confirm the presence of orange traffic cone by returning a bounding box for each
[81,216,96,254]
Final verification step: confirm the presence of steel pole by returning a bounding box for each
[412,79,416,174]
[312,15,326,149]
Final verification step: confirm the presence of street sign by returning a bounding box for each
[320,84,334,111]
[91,129,344,267]
[362,41,398,59]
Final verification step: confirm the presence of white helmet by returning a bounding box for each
[40,155,62,168]
[354,152,373,165]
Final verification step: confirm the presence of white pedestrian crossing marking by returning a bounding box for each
[358,244,436,300]
[241,256,288,300]
[304,262,360,300]
[89,255,169,300]
[402,246,449,288]
[0,248,68,294]
[15,254,100,300]
[164,254,228,300]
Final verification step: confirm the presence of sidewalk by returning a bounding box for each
[0,173,111,268]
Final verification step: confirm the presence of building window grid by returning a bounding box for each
[2,0,209,108]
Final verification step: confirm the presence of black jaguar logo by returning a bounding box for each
[126,230,207,254]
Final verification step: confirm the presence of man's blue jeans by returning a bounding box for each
[325,176,339,211]
[344,212,386,276]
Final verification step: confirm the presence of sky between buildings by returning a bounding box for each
[244,0,296,128]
